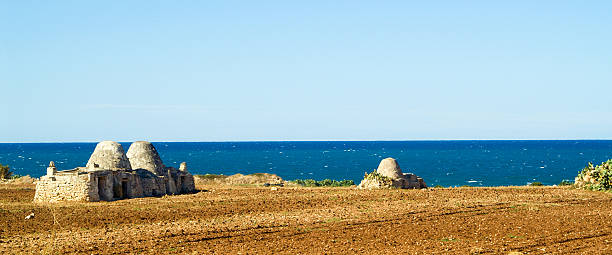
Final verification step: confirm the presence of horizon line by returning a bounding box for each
[1,138,612,143]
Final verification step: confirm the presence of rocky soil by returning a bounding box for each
[1,183,612,254]
[193,173,285,186]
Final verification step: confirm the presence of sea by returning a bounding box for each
[1,140,611,187]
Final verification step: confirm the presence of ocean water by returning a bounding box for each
[1,141,611,187]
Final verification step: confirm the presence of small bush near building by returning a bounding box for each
[0,164,12,180]
[291,179,355,187]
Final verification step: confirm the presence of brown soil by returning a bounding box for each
[1,184,612,254]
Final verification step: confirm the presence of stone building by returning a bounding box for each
[358,157,427,189]
[34,141,195,202]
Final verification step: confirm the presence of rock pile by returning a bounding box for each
[358,157,427,189]
[194,173,284,186]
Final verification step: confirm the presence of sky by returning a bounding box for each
[1,1,611,142]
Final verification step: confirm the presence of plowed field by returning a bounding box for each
[1,184,612,254]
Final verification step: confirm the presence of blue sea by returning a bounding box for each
[1,141,611,187]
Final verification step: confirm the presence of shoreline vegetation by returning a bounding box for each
[0,172,587,189]
[185,158,612,191]
[0,173,578,189]
[193,173,355,187]
[0,174,576,188]
[4,159,611,191]
[7,158,608,190]
[191,173,574,189]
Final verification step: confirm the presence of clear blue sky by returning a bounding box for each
[1,1,611,142]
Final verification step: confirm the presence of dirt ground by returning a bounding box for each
[1,183,612,254]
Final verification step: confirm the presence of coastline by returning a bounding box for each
[3,140,611,186]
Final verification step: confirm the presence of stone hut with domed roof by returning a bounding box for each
[358,157,427,189]
[34,141,195,202]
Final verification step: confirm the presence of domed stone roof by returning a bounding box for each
[86,141,132,170]
[126,141,165,175]
[376,157,403,179]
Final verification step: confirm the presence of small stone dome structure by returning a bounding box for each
[358,157,427,189]
[126,141,165,175]
[376,158,403,179]
[86,141,132,170]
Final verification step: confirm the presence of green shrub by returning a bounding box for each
[559,180,573,186]
[306,179,318,186]
[195,174,227,180]
[290,178,355,187]
[576,160,612,191]
[319,179,333,186]
[362,170,393,187]
[433,184,444,188]
[529,182,543,186]
[0,164,12,180]
[337,180,355,187]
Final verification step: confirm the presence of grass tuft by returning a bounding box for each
[290,179,354,187]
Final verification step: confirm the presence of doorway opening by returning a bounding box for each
[180,176,186,192]
[98,176,107,201]
[121,179,129,199]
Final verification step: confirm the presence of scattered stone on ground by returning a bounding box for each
[194,173,284,186]
[0,175,37,185]
[24,212,34,220]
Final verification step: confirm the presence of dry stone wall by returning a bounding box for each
[34,173,93,202]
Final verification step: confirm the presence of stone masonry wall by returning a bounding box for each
[34,173,93,202]
[180,174,195,193]
[34,169,196,202]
